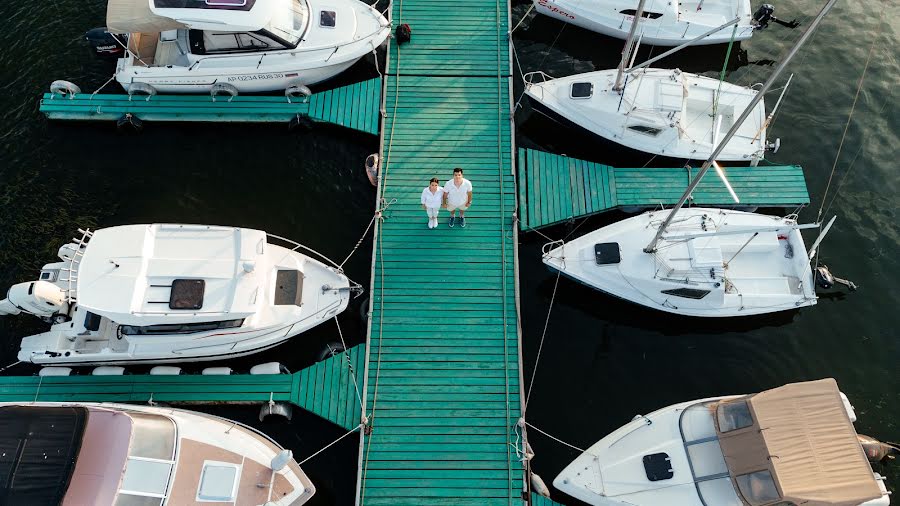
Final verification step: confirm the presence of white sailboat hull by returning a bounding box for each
[525,69,768,162]
[543,208,817,317]
[533,0,754,46]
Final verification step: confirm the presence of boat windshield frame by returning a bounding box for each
[678,399,740,506]
[263,0,310,48]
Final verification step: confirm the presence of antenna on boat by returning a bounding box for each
[642,0,838,254]
[613,0,647,92]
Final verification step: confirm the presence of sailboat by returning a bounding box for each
[0,224,357,365]
[541,0,835,317]
[553,379,892,505]
[524,0,783,163]
[86,0,390,94]
[0,401,316,505]
[532,0,797,46]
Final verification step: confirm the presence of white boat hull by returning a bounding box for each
[525,69,768,162]
[533,0,754,46]
[543,208,817,317]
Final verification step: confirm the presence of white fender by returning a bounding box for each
[259,402,293,421]
[531,472,551,498]
[39,367,73,376]
[128,82,157,101]
[211,82,239,102]
[50,80,81,99]
[150,366,182,375]
[285,84,312,103]
[202,367,233,375]
[250,362,289,375]
[92,366,126,375]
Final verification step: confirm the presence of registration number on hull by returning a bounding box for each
[227,73,286,82]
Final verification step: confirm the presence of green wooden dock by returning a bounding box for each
[39,78,381,134]
[517,148,810,230]
[357,0,525,499]
[0,345,366,431]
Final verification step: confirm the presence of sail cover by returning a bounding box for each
[717,379,882,505]
[107,0,186,33]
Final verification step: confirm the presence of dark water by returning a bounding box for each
[0,0,897,504]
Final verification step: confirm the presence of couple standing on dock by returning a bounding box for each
[420,167,473,229]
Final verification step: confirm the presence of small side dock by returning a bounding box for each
[39,78,381,134]
[517,148,810,230]
[0,345,366,431]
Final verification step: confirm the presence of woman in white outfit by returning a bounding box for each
[421,177,445,229]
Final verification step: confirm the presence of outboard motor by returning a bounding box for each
[752,4,800,30]
[0,281,67,319]
[85,27,126,58]
[858,434,899,463]
[815,265,858,291]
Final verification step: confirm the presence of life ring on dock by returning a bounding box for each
[285,84,312,103]
[365,154,379,187]
[128,82,157,101]
[210,82,239,102]
[50,80,81,99]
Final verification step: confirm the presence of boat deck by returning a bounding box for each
[0,345,365,431]
[357,0,525,500]
[517,148,810,230]
[39,78,381,134]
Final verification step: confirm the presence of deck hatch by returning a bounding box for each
[594,243,621,265]
[643,452,674,481]
[274,270,304,306]
[570,82,593,99]
[169,279,205,310]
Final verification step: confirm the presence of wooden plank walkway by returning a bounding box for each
[357,0,524,500]
[531,493,567,506]
[0,345,366,431]
[39,78,381,134]
[517,148,810,230]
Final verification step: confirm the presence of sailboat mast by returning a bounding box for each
[642,0,837,253]
[613,0,647,92]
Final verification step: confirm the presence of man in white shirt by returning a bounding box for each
[442,167,473,228]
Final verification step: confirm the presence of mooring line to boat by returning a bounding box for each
[510,4,534,34]
[90,74,118,100]
[339,198,396,270]
[0,361,21,374]
[816,4,885,226]
[334,316,366,415]
[298,423,364,466]
[524,421,585,453]
[524,269,561,414]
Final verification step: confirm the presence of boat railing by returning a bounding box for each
[265,233,343,272]
[523,71,556,85]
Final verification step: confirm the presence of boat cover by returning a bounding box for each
[0,406,87,505]
[108,0,186,33]
[717,378,882,505]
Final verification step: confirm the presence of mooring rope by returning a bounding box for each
[298,423,363,466]
[525,420,585,452]
[339,198,396,269]
[0,361,22,374]
[333,316,365,414]
[524,269,560,413]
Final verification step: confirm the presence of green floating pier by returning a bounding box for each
[517,148,810,231]
[39,78,381,134]
[531,493,567,506]
[0,344,366,431]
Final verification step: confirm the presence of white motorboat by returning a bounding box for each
[0,224,355,365]
[542,208,819,317]
[533,0,755,46]
[524,68,771,162]
[0,401,315,505]
[553,378,891,506]
[95,0,389,93]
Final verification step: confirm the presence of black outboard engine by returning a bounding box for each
[85,27,126,58]
[752,4,800,30]
[815,265,858,291]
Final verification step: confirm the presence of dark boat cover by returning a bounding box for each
[0,406,87,505]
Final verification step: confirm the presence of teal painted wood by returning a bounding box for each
[0,345,364,431]
[531,493,568,506]
[517,149,810,230]
[39,79,381,134]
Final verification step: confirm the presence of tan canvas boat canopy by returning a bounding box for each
[107,0,186,33]
[717,378,882,506]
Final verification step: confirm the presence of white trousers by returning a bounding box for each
[426,207,440,218]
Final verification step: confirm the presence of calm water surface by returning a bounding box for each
[0,0,897,504]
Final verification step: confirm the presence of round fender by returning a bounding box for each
[285,84,312,103]
[317,341,346,362]
[50,80,81,99]
[365,154,379,187]
[210,82,239,102]
[530,473,551,498]
[288,114,315,131]
[116,113,144,133]
[259,402,293,422]
[128,82,157,101]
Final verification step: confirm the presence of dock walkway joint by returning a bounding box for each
[0,345,365,431]
[358,0,524,501]
[517,148,810,230]
[39,78,381,134]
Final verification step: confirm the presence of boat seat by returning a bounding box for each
[727,277,792,295]
[718,232,780,255]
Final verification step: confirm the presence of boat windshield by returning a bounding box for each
[116,413,177,506]
[264,0,309,47]
[679,401,742,506]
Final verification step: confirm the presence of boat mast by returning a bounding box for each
[643,0,837,253]
[613,0,647,92]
